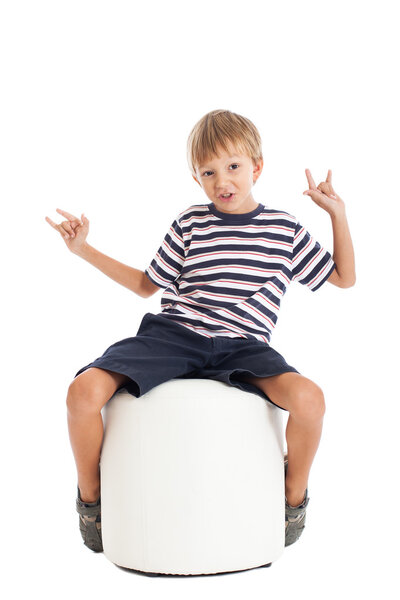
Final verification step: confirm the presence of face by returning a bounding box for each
[193,144,264,214]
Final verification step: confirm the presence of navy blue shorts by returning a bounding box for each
[74,312,301,411]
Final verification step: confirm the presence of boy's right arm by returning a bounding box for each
[45,208,159,299]
[74,243,158,298]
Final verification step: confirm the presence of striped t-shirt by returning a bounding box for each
[144,202,336,344]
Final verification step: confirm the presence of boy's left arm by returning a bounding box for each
[303,169,356,288]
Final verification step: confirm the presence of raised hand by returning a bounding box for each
[45,208,89,254]
[303,169,345,217]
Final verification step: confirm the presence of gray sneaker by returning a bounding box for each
[76,487,103,553]
[284,455,310,547]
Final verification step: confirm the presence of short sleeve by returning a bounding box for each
[291,221,336,292]
[144,216,185,289]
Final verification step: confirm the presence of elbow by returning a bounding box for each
[139,271,160,298]
[141,290,155,299]
[138,286,153,299]
[341,275,356,288]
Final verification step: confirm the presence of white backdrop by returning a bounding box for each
[1,0,398,598]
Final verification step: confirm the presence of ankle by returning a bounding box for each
[285,484,307,508]
[78,482,100,504]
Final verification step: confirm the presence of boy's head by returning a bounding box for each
[187,109,264,214]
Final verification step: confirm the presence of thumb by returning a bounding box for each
[303,189,324,205]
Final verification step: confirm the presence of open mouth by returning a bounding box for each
[219,193,235,201]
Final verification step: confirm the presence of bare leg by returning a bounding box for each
[241,372,326,507]
[66,367,130,502]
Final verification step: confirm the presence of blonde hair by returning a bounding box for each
[187,109,263,176]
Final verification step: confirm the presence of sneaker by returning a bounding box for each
[76,487,103,553]
[284,455,310,547]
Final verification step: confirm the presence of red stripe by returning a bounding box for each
[180,278,285,293]
[170,228,184,246]
[190,236,292,248]
[309,259,332,287]
[253,291,280,311]
[172,305,246,336]
[147,264,174,286]
[296,247,324,279]
[156,250,181,273]
[182,290,244,302]
[166,301,270,343]
[294,236,313,263]
[187,264,292,286]
[216,307,271,342]
[161,242,184,264]
[185,249,291,265]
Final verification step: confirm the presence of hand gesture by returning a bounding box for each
[303,169,345,217]
[45,208,89,254]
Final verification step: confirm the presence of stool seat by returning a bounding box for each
[100,378,285,575]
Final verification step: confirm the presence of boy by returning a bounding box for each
[45,109,356,553]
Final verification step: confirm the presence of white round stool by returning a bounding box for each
[100,378,285,575]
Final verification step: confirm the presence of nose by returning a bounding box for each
[215,173,231,190]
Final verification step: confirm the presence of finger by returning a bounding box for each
[71,214,85,228]
[65,215,86,238]
[56,208,78,221]
[303,188,323,197]
[326,170,332,183]
[61,221,76,237]
[318,181,336,197]
[45,216,59,230]
[305,169,317,189]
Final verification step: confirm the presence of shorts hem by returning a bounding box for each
[227,367,301,412]
[74,363,142,398]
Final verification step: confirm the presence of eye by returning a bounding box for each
[202,164,239,177]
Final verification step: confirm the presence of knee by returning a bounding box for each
[290,381,326,422]
[66,376,105,416]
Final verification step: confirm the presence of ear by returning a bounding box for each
[253,159,264,184]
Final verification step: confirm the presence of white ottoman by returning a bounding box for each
[100,378,285,575]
